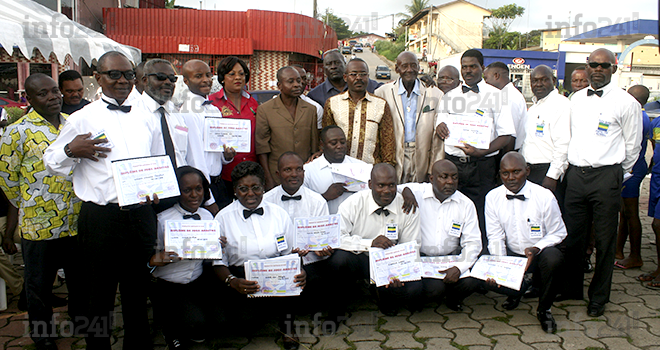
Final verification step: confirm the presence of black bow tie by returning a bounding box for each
[506,194,526,201]
[103,99,131,113]
[183,213,201,220]
[243,207,264,219]
[587,89,603,97]
[375,207,390,216]
[462,85,479,94]
[281,195,302,201]
[202,100,213,106]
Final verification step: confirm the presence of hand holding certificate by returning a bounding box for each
[444,114,493,150]
[111,155,180,206]
[330,163,373,192]
[294,215,341,251]
[164,220,221,259]
[420,256,471,280]
[369,241,422,287]
[469,255,527,291]
[204,117,251,152]
[244,255,303,297]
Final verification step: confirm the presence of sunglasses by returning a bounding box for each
[587,62,613,69]
[98,70,136,80]
[147,73,178,83]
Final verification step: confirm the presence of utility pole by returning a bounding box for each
[313,0,317,19]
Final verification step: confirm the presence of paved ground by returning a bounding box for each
[1,177,659,350]
[343,49,398,84]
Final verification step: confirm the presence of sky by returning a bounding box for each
[176,0,658,37]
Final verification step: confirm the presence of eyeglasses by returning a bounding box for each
[587,62,613,69]
[437,77,455,83]
[147,73,178,83]
[98,70,136,80]
[236,185,264,194]
[346,72,369,78]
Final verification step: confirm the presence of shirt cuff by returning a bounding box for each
[212,260,226,266]
[360,238,375,251]
[545,165,562,180]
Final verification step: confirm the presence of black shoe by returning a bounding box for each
[166,337,184,349]
[282,335,300,350]
[587,302,605,317]
[524,287,540,299]
[35,339,57,350]
[380,306,398,316]
[502,295,522,310]
[537,310,557,333]
[17,289,27,311]
[445,299,464,312]
[51,295,68,308]
[584,256,594,273]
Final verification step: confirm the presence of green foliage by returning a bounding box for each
[485,4,526,50]
[4,107,25,124]
[322,9,353,40]
[374,40,405,62]
[489,4,525,31]
[165,0,175,9]
[405,0,430,18]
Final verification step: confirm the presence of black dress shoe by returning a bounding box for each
[282,335,300,350]
[587,302,605,317]
[502,295,522,310]
[166,336,184,349]
[35,339,57,350]
[584,256,594,273]
[445,299,464,312]
[537,310,557,333]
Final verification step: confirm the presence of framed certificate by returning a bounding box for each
[111,155,179,207]
[204,117,251,152]
[164,220,221,259]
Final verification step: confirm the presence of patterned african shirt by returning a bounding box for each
[0,110,80,241]
[322,91,396,166]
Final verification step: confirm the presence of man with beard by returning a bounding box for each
[256,66,319,190]
[59,70,90,114]
[436,66,461,94]
[375,51,444,183]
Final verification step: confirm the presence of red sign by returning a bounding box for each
[512,57,525,64]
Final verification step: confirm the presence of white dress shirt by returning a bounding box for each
[136,93,191,168]
[43,93,163,205]
[520,90,571,180]
[303,154,366,214]
[436,80,516,157]
[301,94,324,130]
[504,82,528,150]
[214,200,294,267]
[485,181,567,256]
[153,204,214,284]
[263,185,329,219]
[337,190,420,252]
[567,82,642,173]
[398,183,481,274]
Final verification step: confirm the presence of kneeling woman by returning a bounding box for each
[214,161,306,350]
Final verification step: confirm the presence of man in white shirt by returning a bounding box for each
[435,49,516,251]
[328,164,420,322]
[399,160,481,311]
[520,65,570,193]
[43,51,162,349]
[485,152,566,333]
[562,48,642,318]
[484,61,528,152]
[303,126,367,214]
[292,65,324,130]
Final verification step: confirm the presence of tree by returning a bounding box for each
[321,9,353,40]
[165,0,175,9]
[397,0,430,22]
[485,4,525,50]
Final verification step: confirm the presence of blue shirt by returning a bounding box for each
[398,79,419,143]
[632,109,651,175]
[650,111,660,173]
[308,78,384,108]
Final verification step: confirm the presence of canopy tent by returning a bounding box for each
[0,0,140,66]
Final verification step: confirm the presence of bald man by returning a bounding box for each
[436,66,460,94]
[375,51,445,183]
[485,152,566,333]
[562,48,642,317]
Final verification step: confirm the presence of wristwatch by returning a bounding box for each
[225,274,236,287]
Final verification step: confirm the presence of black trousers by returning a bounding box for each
[527,163,566,209]
[76,202,157,350]
[562,164,622,305]
[421,277,481,304]
[446,155,498,254]
[210,177,234,210]
[22,236,80,345]
[486,247,563,311]
[326,250,422,314]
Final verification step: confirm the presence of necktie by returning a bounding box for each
[103,99,131,112]
[159,107,177,168]
[243,207,264,219]
[183,213,201,220]
[202,100,213,106]
[462,85,479,94]
[375,207,390,216]
[506,194,526,201]
[587,89,603,97]
[281,195,302,201]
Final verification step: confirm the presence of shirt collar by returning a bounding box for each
[340,90,373,103]
[237,200,265,221]
[323,79,346,93]
[142,93,176,114]
[398,79,420,96]
[367,193,399,216]
[532,89,557,104]
[505,181,530,197]
[421,184,458,204]
[173,203,200,216]
[592,81,614,95]
[278,185,304,198]
[25,110,67,128]
[218,87,251,100]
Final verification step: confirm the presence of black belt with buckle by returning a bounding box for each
[446,154,487,164]
[106,202,143,211]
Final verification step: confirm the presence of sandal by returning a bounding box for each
[645,280,660,290]
[637,273,658,282]
[614,261,642,269]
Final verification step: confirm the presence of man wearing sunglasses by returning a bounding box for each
[322,58,396,166]
[561,48,643,317]
[44,51,163,349]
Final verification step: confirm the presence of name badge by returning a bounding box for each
[535,122,545,137]
[448,221,463,237]
[276,234,288,252]
[529,223,543,238]
[92,129,115,148]
[596,119,610,137]
[386,223,398,240]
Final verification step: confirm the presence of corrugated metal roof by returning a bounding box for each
[104,8,337,58]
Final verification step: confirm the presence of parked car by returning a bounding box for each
[375,65,391,80]
[0,96,27,109]
[341,46,352,55]
[353,43,363,53]
[249,90,280,105]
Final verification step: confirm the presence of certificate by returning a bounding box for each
[445,114,492,150]
[420,256,471,279]
[294,214,341,251]
[469,255,527,291]
[244,254,302,297]
[164,220,221,260]
[330,163,373,192]
[111,155,180,207]
[204,117,251,153]
[369,241,422,287]
[302,252,329,265]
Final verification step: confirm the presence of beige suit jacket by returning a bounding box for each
[375,79,444,182]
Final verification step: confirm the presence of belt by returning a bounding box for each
[210,175,223,184]
[569,163,620,173]
[527,162,550,169]
[106,202,144,211]
[404,141,416,147]
[446,154,491,164]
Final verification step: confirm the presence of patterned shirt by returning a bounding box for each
[322,91,396,166]
[0,110,80,241]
